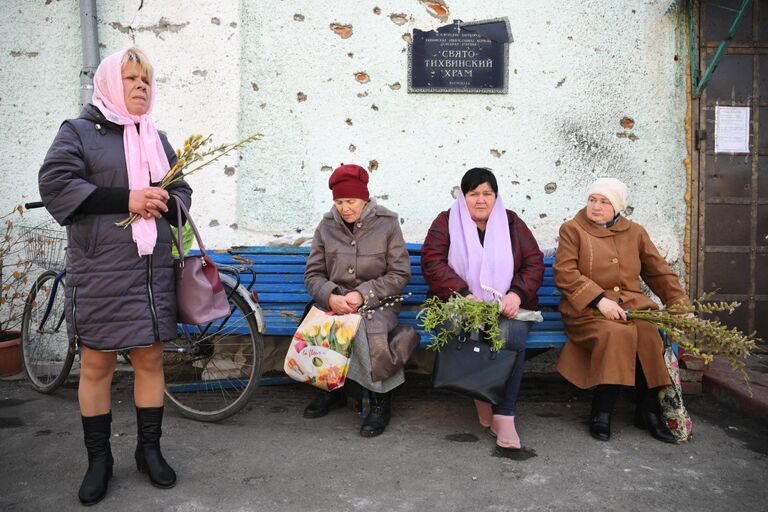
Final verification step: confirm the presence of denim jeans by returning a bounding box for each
[491,317,531,416]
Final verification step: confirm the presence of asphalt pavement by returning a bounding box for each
[1,369,767,512]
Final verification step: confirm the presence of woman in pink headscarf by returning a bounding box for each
[39,47,192,505]
[421,168,544,449]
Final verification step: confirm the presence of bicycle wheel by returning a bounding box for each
[20,270,75,393]
[163,283,264,422]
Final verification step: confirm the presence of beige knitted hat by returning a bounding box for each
[587,177,628,212]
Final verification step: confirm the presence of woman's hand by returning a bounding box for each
[328,294,355,315]
[500,292,521,319]
[129,187,169,219]
[597,297,627,321]
[344,291,364,310]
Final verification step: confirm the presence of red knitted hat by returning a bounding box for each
[328,164,370,200]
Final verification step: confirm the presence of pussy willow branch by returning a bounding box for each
[160,133,262,188]
[115,133,262,228]
[596,294,759,384]
[357,293,411,314]
[418,294,504,352]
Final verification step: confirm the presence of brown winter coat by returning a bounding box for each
[554,208,689,389]
[304,199,419,381]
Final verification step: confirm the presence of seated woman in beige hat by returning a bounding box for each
[553,177,689,443]
[302,164,419,437]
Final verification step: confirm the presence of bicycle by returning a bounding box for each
[163,266,266,422]
[19,201,266,422]
[18,208,73,393]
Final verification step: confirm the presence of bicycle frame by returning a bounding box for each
[219,266,265,334]
[36,270,67,336]
[164,266,264,383]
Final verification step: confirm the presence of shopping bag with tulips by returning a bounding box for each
[283,306,361,391]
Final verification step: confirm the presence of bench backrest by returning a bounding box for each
[208,244,566,348]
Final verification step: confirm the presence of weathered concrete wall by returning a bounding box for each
[0,0,690,266]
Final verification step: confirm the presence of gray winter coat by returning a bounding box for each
[304,200,419,381]
[38,105,192,351]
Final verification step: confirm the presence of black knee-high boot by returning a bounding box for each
[634,359,676,444]
[590,385,620,441]
[135,406,177,488]
[79,412,114,505]
[360,391,391,437]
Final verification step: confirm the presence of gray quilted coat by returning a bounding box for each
[38,104,192,351]
[304,200,419,380]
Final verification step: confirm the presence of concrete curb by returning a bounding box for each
[703,357,768,421]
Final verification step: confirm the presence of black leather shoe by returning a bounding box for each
[589,411,611,441]
[303,389,346,419]
[360,392,391,438]
[635,407,677,444]
[79,412,114,506]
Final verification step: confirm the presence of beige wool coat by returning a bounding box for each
[304,199,419,381]
[554,208,689,389]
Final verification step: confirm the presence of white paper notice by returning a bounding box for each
[715,106,750,154]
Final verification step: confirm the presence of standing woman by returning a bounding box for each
[554,178,687,443]
[39,47,192,505]
[421,168,544,449]
[303,164,419,437]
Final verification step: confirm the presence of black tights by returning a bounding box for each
[592,357,660,414]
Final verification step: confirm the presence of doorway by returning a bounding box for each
[691,0,767,341]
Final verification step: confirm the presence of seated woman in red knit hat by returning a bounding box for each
[302,164,420,437]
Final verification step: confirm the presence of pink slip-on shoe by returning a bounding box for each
[490,414,521,449]
[474,400,493,428]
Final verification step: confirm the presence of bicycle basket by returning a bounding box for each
[20,225,67,270]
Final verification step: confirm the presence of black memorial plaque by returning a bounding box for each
[408,18,512,94]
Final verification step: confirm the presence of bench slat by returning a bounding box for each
[211,245,566,351]
[262,313,564,332]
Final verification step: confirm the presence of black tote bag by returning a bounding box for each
[431,329,518,405]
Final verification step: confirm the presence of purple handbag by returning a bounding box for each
[173,199,230,324]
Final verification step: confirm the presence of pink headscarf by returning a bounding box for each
[92,48,171,256]
[447,193,514,302]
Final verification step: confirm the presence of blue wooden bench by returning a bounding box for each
[207,243,567,350]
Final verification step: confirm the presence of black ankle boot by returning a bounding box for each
[360,392,391,438]
[303,389,346,418]
[635,405,677,444]
[79,412,114,506]
[135,407,177,488]
[589,385,619,442]
[589,411,611,441]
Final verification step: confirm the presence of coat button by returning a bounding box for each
[613,286,620,292]
[356,223,362,228]
[611,258,618,263]
[351,240,356,246]
[348,267,355,274]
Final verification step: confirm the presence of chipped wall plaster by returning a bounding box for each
[1,0,690,267]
